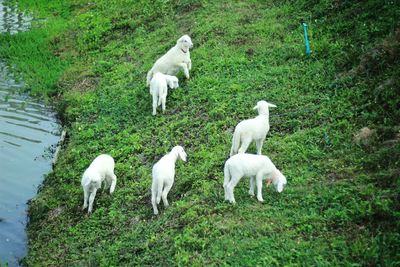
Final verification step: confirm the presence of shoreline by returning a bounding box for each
[1,0,399,266]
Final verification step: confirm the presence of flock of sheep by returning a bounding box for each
[81,35,287,215]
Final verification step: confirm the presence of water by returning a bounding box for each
[0,2,60,266]
[0,1,31,34]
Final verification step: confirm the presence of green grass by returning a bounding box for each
[0,1,72,98]
[1,0,399,266]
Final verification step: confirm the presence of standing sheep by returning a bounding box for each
[230,100,276,156]
[150,72,179,115]
[81,154,117,214]
[146,35,193,86]
[151,146,187,215]
[224,153,287,204]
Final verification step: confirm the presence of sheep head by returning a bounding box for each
[172,145,187,162]
[253,100,276,115]
[166,75,179,89]
[271,169,287,193]
[177,35,193,51]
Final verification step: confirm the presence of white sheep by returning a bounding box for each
[230,100,276,156]
[223,153,287,204]
[81,154,117,214]
[146,35,193,87]
[151,146,187,215]
[150,72,179,115]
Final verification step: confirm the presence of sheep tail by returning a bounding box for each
[230,130,240,156]
[83,181,90,189]
[146,70,153,87]
[223,163,231,188]
[82,174,91,188]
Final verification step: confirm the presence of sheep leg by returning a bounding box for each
[88,188,98,214]
[156,180,163,205]
[256,139,264,155]
[248,176,255,196]
[152,93,158,115]
[161,95,167,113]
[151,192,159,215]
[238,137,252,154]
[151,180,159,215]
[102,178,109,190]
[188,60,192,70]
[223,165,231,200]
[161,182,173,208]
[227,174,242,204]
[82,186,89,210]
[178,63,190,79]
[224,187,229,201]
[256,173,264,202]
[109,174,117,194]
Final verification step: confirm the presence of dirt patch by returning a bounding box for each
[47,206,64,220]
[353,127,377,145]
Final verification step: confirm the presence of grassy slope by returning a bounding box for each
[1,0,399,266]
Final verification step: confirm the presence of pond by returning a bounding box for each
[0,1,60,266]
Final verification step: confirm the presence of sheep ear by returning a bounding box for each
[253,105,258,110]
[267,103,277,108]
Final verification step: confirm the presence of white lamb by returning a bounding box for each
[223,153,287,204]
[81,154,117,214]
[150,72,179,115]
[230,100,276,156]
[146,35,193,87]
[151,146,187,215]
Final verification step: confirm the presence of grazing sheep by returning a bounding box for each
[230,100,276,156]
[151,146,187,215]
[150,72,179,115]
[146,35,193,87]
[81,154,117,214]
[223,153,287,204]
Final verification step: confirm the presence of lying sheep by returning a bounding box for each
[150,72,179,115]
[81,154,117,214]
[223,153,287,204]
[230,100,276,156]
[151,146,187,215]
[146,35,193,87]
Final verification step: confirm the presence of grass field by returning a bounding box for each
[1,0,399,265]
